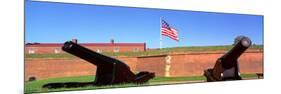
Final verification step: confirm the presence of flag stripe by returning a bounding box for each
[162,32,179,41]
[161,29,177,36]
[162,31,177,38]
[161,30,179,41]
[162,32,177,38]
[161,29,178,36]
[162,28,178,34]
[161,19,179,41]
[161,28,179,41]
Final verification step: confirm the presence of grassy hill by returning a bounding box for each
[25,45,263,58]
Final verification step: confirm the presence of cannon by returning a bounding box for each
[204,36,252,82]
[43,41,155,88]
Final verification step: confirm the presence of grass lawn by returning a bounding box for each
[25,45,263,58]
[24,74,258,93]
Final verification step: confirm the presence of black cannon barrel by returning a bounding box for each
[220,36,252,69]
[62,41,123,66]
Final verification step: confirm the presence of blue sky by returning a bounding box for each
[25,1,263,48]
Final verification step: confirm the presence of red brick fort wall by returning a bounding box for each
[25,51,263,81]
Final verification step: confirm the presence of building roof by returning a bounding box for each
[25,43,146,47]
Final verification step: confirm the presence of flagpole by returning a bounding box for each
[160,17,162,50]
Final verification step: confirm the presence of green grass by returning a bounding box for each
[25,74,258,93]
[240,73,258,78]
[25,76,95,93]
[25,45,263,58]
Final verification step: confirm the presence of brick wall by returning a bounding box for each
[25,51,263,81]
[136,55,167,76]
[168,52,263,77]
[25,57,137,81]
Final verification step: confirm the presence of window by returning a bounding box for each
[133,48,139,52]
[54,48,60,54]
[28,48,35,54]
[113,47,119,53]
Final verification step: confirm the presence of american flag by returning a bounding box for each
[161,20,179,41]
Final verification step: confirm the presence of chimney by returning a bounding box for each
[110,39,114,44]
[72,39,78,43]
